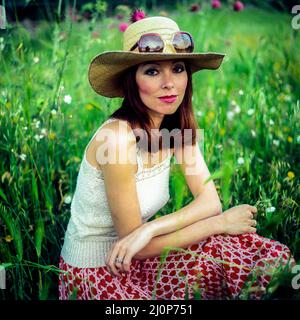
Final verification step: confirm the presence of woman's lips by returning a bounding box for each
[158,96,178,103]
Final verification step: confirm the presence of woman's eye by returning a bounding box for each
[145,65,185,76]
[145,68,158,76]
[175,64,185,72]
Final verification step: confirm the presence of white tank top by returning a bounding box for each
[60,117,172,267]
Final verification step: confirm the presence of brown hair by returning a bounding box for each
[110,60,199,152]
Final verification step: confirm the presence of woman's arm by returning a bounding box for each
[145,188,222,239]
[133,214,224,260]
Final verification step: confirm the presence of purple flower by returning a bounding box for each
[119,22,128,32]
[190,3,201,12]
[130,9,146,23]
[233,1,245,11]
[211,0,221,9]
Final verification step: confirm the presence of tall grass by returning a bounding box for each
[0,1,299,299]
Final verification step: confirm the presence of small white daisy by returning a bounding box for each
[35,120,40,128]
[63,94,72,104]
[196,110,203,117]
[19,154,27,161]
[227,111,235,120]
[266,206,276,213]
[234,105,241,114]
[40,128,47,136]
[33,56,39,63]
[238,89,244,96]
[51,109,57,115]
[247,109,255,116]
[64,194,72,204]
[273,139,280,146]
[237,157,244,165]
[34,134,41,142]
[230,100,237,107]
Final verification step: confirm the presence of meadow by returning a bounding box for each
[0,1,299,299]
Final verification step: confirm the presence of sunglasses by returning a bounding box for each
[130,31,194,53]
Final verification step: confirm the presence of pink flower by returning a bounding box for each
[190,3,201,12]
[211,0,221,9]
[130,9,146,23]
[233,1,245,11]
[119,22,128,32]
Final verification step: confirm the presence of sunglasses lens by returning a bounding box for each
[139,35,164,53]
[173,32,194,53]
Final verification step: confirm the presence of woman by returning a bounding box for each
[59,14,295,300]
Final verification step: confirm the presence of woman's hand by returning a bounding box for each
[219,204,258,235]
[105,224,153,277]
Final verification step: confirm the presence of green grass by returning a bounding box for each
[0,2,299,299]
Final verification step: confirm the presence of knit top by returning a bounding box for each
[60,117,173,268]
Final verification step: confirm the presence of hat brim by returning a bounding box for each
[88,51,226,98]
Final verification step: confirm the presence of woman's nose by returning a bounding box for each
[161,70,175,88]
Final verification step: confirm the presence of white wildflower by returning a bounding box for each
[63,94,72,104]
[266,206,276,213]
[227,111,235,120]
[23,126,28,131]
[34,134,41,142]
[237,157,244,165]
[35,120,40,128]
[40,128,47,136]
[230,100,237,107]
[269,119,274,126]
[33,56,39,63]
[273,139,280,146]
[64,194,72,204]
[51,109,57,115]
[196,110,203,117]
[238,89,244,96]
[234,105,241,114]
[19,153,27,161]
[284,95,291,102]
[251,130,256,137]
[247,109,255,116]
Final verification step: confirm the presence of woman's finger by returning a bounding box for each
[108,247,122,277]
[115,248,127,274]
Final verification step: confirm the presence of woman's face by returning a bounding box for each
[135,59,188,118]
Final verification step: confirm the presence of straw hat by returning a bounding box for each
[88,16,226,98]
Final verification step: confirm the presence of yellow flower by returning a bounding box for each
[220,128,226,136]
[208,111,215,120]
[5,235,13,242]
[72,156,81,163]
[273,62,281,72]
[283,126,289,132]
[49,132,56,140]
[85,103,93,111]
[287,136,293,143]
[287,171,295,179]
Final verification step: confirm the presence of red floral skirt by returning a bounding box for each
[58,233,296,300]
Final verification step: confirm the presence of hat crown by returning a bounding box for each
[123,16,180,53]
